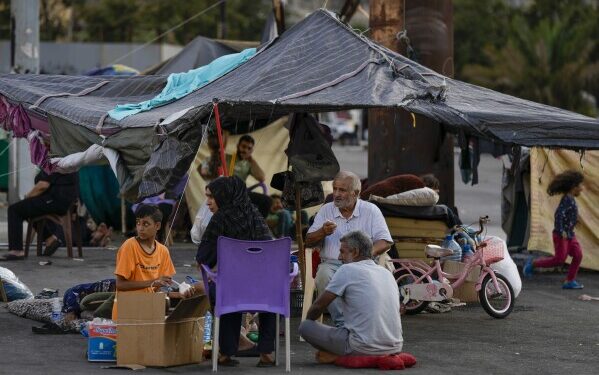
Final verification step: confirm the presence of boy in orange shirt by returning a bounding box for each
[112,204,176,319]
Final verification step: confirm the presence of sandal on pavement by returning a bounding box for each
[32,323,71,335]
[256,360,276,368]
[217,357,240,367]
[0,253,25,261]
[42,239,62,257]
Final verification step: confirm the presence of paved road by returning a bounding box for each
[1,245,598,374]
[3,146,598,374]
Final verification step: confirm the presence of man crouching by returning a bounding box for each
[299,230,403,361]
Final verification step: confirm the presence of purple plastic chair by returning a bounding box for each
[202,236,298,372]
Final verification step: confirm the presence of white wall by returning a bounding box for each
[0,40,182,74]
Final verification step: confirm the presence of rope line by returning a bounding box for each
[164,106,214,244]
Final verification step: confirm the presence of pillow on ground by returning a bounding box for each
[370,187,439,206]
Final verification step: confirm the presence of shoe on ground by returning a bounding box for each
[34,288,59,299]
[522,257,534,278]
[562,280,584,289]
[42,239,62,256]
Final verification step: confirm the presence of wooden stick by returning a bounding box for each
[295,186,306,289]
[213,101,228,177]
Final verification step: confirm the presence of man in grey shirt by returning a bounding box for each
[299,230,403,360]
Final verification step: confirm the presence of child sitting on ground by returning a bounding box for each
[112,204,177,319]
[523,170,585,289]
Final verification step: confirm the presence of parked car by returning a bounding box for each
[320,111,360,145]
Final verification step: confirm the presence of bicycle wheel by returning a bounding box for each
[395,269,429,315]
[479,273,514,319]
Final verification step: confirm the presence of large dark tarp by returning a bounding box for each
[0,10,597,200]
[147,36,238,76]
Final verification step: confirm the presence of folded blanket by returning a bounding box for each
[6,298,86,332]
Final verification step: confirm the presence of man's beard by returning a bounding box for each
[334,198,350,209]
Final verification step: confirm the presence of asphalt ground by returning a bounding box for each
[1,244,599,374]
[1,151,598,374]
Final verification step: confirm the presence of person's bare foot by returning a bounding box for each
[315,350,338,364]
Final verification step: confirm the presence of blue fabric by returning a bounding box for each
[62,279,116,314]
[554,195,578,239]
[108,48,256,120]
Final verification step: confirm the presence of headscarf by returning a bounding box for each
[195,176,272,267]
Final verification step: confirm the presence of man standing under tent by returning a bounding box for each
[232,135,266,183]
[199,133,265,183]
[305,170,393,327]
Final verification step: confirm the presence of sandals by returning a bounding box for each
[31,322,74,335]
[0,253,25,261]
[217,357,240,367]
[256,359,276,368]
[42,239,62,257]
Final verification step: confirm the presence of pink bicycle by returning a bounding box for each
[392,216,515,319]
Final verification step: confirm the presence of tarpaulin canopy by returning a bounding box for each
[144,36,240,76]
[0,10,597,200]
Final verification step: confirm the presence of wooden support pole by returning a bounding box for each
[369,0,454,207]
[213,101,228,177]
[121,197,126,235]
[294,186,306,288]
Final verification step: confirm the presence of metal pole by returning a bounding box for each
[9,0,40,204]
[294,187,305,288]
[121,197,127,236]
[217,1,226,39]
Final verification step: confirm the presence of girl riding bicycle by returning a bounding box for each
[523,170,584,289]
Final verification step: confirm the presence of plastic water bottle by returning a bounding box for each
[462,243,474,262]
[203,311,213,353]
[441,234,462,262]
[290,255,300,290]
[51,298,62,324]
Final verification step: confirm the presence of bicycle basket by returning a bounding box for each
[480,237,505,264]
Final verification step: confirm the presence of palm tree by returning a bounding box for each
[462,10,599,116]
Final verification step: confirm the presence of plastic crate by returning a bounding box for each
[290,289,303,317]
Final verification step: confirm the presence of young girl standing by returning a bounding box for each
[523,171,584,289]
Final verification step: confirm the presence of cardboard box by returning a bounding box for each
[88,321,117,362]
[442,260,481,302]
[117,293,209,367]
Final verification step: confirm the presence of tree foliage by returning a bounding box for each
[1,0,597,115]
[0,0,271,44]
[459,0,599,116]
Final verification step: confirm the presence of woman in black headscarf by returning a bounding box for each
[195,176,276,368]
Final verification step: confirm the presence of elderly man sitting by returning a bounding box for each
[299,230,403,360]
[305,170,392,327]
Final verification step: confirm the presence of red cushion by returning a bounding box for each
[335,353,416,370]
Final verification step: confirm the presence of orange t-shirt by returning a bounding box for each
[112,237,176,320]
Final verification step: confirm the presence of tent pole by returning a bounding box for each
[121,197,126,235]
[213,101,228,177]
[294,186,306,289]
